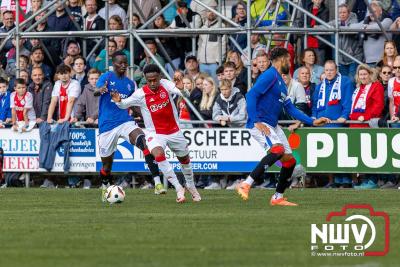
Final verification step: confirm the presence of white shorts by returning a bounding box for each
[250,123,292,154]
[145,130,189,158]
[98,121,140,157]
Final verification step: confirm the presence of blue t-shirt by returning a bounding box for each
[246,66,313,128]
[0,92,11,121]
[96,71,136,134]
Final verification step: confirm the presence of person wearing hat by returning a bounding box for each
[184,55,200,80]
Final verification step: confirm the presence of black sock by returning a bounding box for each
[276,165,295,194]
[145,153,160,178]
[250,153,283,183]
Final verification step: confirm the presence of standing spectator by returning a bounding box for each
[297,0,329,64]
[108,14,124,30]
[95,36,131,70]
[229,1,247,51]
[72,56,88,91]
[320,4,362,80]
[28,67,52,124]
[226,50,248,88]
[73,68,100,124]
[0,78,11,127]
[388,56,400,125]
[242,34,267,64]
[1,0,31,23]
[68,0,84,26]
[377,40,398,68]
[293,48,324,85]
[184,55,200,80]
[154,15,181,78]
[99,0,126,28]
[353,1,393,66]
[6,54,29,80]
[28,46,53,80]
[197,7,226,82]
[169,1,202,61]
[199,76,218,121]
[297,66,316,116]
[216,66,225,84]
[250,0,287,26]
[10,78,36,132]
[351,64,384,189]
[223,61,246,96]
[129,13,145,65]
[139,40,165,70]
[212,79,247,127]
[63,40,81,68]
[0,11,16,54]
[47,64,81,124]
[129,0,161,22]
[195,74,205,92]
[190,0,217,21]
[25,0,42,28]
[83,0,105,64]
[312,60,354,126]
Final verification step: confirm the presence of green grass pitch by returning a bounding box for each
[0,189,398,267]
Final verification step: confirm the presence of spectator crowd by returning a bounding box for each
[0,0,400,190]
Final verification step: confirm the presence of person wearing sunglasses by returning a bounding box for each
[388,56,400,127]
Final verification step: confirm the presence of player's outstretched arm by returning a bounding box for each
[284,99,331,126]
[111,90,141,109]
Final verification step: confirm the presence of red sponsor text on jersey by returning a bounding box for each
[143,84,179,135]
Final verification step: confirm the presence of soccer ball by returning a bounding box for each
[105,185,125,204]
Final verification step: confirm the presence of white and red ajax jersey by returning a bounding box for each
[116,79,185,135]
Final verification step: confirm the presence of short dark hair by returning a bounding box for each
[223,61,236,70]
[143,64,161,75]
[145,39,157,46]
[19,55,29,64]
[31,46,44,53]
[301,48,318,65]
[112,50,127,62]
[14,78,27,86]
[324,60,337,68]
[56,64,72,74]
[2,10,14,17]
[270,47,289,62]
[216,65,224,75]
[0,77,8,85]
[73,55,87,65]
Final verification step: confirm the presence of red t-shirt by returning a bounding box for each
[307,7,319,48]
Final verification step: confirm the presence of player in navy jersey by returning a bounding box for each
[95,51,164,201]
[236,47,330,206]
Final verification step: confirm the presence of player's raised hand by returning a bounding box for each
[110,90,121,103]
[313,117,331,127]
[255,122,270,136]
[94,82,108,96]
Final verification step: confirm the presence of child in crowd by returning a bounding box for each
[10,78,36,132]
[0,78,11,128]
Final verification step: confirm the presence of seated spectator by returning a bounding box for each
[281,72,307,116]
[0,78,11,127]
[226,50,248,88]
[377,40,398,68]
[47,64,81,124]
[99,0,126,28]
[212,79,247,127]
[6,54,29,79]
[351,64,384,190]
[10,78,36,132]
[9,69,30,91]
[199,76,218,121]
[242,33,267,64]
[182,75,202,122]
[28,46,53,80]
[28,67,53,124]
[195,74,205,92]
[253,51,270,82]
[271,33,295,75]
[0,11,16,54]
[73,68,100,124]
[293,48,324,85]
[250,59,259,84]
[216,65,225,84]
[251,0,287,27]
[169,1,202,60]
[390,16,400,48]
[388,56,400,125]
[72,56,88,91]
[229,1,247,51]
[352,0,393,66]
[108,14,124,30]
[25,0,43,28]
[139,40,165,70]
[63,40,82,68]
[93,39,117,73]
[223,61,246,96]
[184,55,200,80]
[154,15,181,77]
[130,13,145,65]
[296,66,316,116]
[177,76,194,128]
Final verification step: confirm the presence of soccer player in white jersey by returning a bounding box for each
[111,64,201,203]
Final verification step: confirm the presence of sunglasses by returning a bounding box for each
[393,66,400,70]
[382,71,391,75]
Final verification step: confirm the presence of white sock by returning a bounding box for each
[153,176,161,185]
[273,192,283,199]
[244,176,254,186]
[157,160,182,190]
[181,163,195,188]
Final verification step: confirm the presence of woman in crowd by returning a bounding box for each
[199,76,218,122]
[108,15,124,30]
[293,48,324,85]
[377,41,398,68]
[226,50,248,88]
[350,64,384,189]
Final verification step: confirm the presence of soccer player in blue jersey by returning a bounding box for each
[236,47,330,206]
[95,51,164,200]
